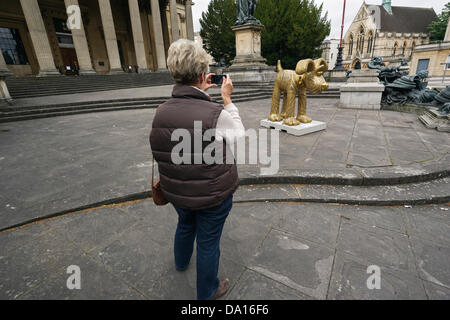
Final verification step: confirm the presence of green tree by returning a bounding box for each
[428,3,450,41]
[255,0,331,69]
[199,0,236,65]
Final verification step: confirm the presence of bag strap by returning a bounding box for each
[151,156,155,186]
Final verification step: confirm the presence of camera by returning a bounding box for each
[211,74,225,85]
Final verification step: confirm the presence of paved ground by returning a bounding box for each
[0,96,449,229]
[1,198,449,300]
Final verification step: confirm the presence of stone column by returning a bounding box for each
[128,0,149,73]
[185,0,194,41]
[0,51,12,106]
[150,0,167,70]
[0,50,13,78]
[98,0,123,73]
[19,0,59,76]
[169,0,180,42]
[64,0,96,74]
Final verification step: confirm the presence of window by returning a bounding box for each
[402,42,407,55]
[53,18,74,47]
[357,27,365,53]
[0,27,29,65]
[417,59,429,72]
[367,32,374,54]
[348,35,354,55]
[393,42,398,56]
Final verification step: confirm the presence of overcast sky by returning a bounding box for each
[192,0,448,38]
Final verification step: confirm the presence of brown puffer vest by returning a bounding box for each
[149,84,239,210]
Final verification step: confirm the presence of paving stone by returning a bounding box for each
[221,214,271,266]
[410,236,450,289]
[231,202,283,226]
[94,223,174,299]
[276,203,340,247]
[423,280,450,300]
[337,221,416,273]
[44,206,141,254]
[0,230,84,299]
[0,223,50,257]
[347,151,392,167]
[227,269,313,300]
[117,199,179,227]
[18,254,144,300]
[404,205,450,246]
[337,205,407,234]
[249,229,334,299]
[328,252,426,300]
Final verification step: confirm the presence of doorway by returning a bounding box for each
[59,47,79,75]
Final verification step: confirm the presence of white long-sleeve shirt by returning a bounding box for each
[191,86,246,144]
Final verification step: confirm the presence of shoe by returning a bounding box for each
[210,278,230,300]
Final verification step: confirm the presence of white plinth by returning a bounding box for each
[260,119,326,136]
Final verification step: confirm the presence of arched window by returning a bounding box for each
[411,41,416,56]
[402,42,407,56]
[393,42,398,56]
[348,34,354,55]
[357,27,365,54]
[367,32,374,54]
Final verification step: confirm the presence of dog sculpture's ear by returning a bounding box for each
[313,58,328,76]
[295,59,315,75]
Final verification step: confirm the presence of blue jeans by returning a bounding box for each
[172,195,233,300]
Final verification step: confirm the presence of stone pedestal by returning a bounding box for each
[225,23,275,85]
[260,119,326,137]
[339,69,385,110]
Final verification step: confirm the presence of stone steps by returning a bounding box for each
[419,108,450,132]
[5,73,174,99]
[234,177,450,206]
[0,91,273,123]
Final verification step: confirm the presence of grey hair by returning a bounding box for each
[167,39,211,84]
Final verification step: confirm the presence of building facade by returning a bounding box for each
[0,0,195,77]
[408,18,450,79]
[320,39,340,70]
[342,0,437,70]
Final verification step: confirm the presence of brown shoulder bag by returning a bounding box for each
[152,157,169,206]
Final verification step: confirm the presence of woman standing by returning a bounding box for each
[149,39,245,300]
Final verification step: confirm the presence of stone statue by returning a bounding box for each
[268,58,329,126]
[438,102,450,115]
[368,56,384,70]
[236,0,261,25]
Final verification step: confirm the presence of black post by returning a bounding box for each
[333,46,345,71]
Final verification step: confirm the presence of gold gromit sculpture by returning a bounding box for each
[268,58,329,126]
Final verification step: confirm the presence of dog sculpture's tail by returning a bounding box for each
[277,60,283,73]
